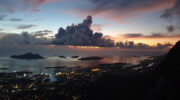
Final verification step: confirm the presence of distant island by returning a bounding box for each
[79,56,104,60]
[10,52,45,60]
[71,56,79,58]
[59,56,66,58]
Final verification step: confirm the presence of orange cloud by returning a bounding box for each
[91,0,175,23]
[62,0,176,23]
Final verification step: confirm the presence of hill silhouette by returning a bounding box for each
[148,40,180,100]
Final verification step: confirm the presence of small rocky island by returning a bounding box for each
[10,52,45,60]
[71,56,79,58]
[59,56,66,58]
[79,56,104,60]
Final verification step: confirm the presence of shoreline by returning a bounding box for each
[0,55,164,99]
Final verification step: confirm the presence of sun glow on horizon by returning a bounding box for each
[111,35,180,46]
[65,45,101,49]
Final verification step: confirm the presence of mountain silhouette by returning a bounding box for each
[149,40,180,100]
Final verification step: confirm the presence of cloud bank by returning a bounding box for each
[116,41,172,49]
[0,31,51,45]
[52,16,115,47]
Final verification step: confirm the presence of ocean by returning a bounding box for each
[0,45,169,74]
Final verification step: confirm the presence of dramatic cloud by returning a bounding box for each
[82,15,92,28]
[122,33,180,39]
[17,24,37,29]
[116,41,173,49]
[53,16,114,47]
[9,18,23,21]
[0,32,50,45]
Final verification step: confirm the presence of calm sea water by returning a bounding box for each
[0,45,168,74]
[0,56,151,74]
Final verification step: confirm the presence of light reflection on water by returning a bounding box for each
[0,56,150,74]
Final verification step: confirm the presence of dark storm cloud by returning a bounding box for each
[17,24,37,29]
[53,16,114,47]
[9,18,23,21]
[122,33,180,38]
[82,16,92,28]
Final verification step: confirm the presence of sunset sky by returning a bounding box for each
[0,0,180,45]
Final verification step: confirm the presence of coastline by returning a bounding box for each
[0,55,164,100]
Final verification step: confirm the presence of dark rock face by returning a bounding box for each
[10,52,44,60]
[79,56,104,60]
[148,40,180,100]
[158,40,180,73]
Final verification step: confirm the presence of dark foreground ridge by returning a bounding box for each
[1,41,180,100]
[10,52,45,60]
[148,40,180,100]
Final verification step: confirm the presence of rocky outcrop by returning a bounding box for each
[148,40,180,100]
[10,52,45,60]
